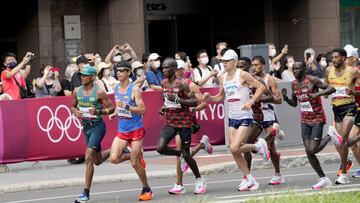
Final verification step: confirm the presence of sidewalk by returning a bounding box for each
[0,145,352,193]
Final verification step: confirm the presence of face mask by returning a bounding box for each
[113,56,121,63]
[7,61,17,69]
[200,57,209,65]
[320,59,327,68]
[136,68,144,76]
[104,69,110,77]
[153,61,161,68]
[269,49,276,57]
[287,62,294,69]
[47,72,54,79]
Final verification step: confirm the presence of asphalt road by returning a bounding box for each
[2,164,360,203]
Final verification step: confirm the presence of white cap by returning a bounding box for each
[149,53,161,61]
[221,49,238,61]
[176,59,186,69]
[131,61,144,71]
[344,44,358,58]
[96,62,112,74]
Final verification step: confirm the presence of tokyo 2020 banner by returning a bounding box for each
[0,88,224,164]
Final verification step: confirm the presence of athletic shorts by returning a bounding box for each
[83,120,106,152]
[159,125,192,147]
[117,127,145,142]
[301,122,323,142]
[228,118,253,129]
[332,103,357,123]
[253,120,274,129]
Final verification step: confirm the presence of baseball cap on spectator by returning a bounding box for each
[117,60,132,70]
[344,44,358,58]
[176,59,186,69]
[222,49,238,61]
[79,65,97,76]
[96,62,112,74]
[131,61,144,71]
[76,55,89,65]
[148,53,161,61]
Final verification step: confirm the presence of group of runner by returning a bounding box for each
[71,48,360,202]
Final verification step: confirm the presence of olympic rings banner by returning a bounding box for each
[0,88,224,164]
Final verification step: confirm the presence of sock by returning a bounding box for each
[84,188,90,196]
[142,186,151,193]
[246,174,254,181]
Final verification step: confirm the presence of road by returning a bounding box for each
[1,164,360,203]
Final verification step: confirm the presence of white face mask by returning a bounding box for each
[320,59,327,68]
[287,62,294,69]
[104,69,110,77]
[269,49,276,57]
[113,56,121,63]
[153,61,161,68]
[136,68,145,76]
[200,57,209,65]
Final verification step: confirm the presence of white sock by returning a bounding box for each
[246,174,255,181]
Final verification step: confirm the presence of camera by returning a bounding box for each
[28,53,35,62]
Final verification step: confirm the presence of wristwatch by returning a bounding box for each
[125,104,130,111]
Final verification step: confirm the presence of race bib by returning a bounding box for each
[117,106,132,118]
[78,106,97,118]
[332,87,349,98]
[299,101,313,112]
[164,98,181,109]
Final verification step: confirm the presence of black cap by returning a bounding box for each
[2,52,16,61]
[116,60,132,70]
[76,55,89,65]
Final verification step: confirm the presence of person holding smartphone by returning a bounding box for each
[304,48,324,78]
[35,64,61,97]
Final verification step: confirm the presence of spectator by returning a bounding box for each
[97,62,117,94]
[174,51,192,79]
[210,42,227,74]
[281,55,295,82]
[0,82,12,100]
[142,52,151,71]
[237,57,252,73]
[145,53,163,90]
[344,44,359,67]
[58,63,78,96]
[71,55,90,89]
[304,48,324,78]
[317,53,329,70]
[35,65,61,98]
[131,61,149,91]
[1,52,32,100]
[193,49,217,87]
[268,43,288,79]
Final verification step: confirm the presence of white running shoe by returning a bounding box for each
[168,184,186,195]
[194,178,206,194]
[200,135,213,155]
[312,177,332,190]
[328,125,343,146]
[238,178,259,192]
[255,138,270,160]
[273,123,286,140]
[237,177,248,190]
[269,174,285,185]
[335,173,350,185]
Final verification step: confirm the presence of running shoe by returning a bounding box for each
[255,138,270,161]
[200,135,213,155]
[180,155,189,173]
[269,174,285,185]
[138,189,153,201]
[328,125,343,146]
[337,160,352,176]
[311,177,332,190]
[238,178,259,192]
[335,173,350,185]
[194,178,206,194]
[237,177,248,190]
[273,123,286,140]
[352,169,360,178]
[74,192,89,203]
[168,184,186,195]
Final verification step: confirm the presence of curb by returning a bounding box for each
[0,152,350,193]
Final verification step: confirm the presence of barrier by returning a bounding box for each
[0,88,225,164]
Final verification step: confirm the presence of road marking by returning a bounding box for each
[2,169,357,203]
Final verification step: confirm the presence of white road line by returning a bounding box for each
[2,169,357,203]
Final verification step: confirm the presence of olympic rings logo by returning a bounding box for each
[37,105,82,143]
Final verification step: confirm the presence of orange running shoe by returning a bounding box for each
[139,190,153,201]
[337,160,353,176]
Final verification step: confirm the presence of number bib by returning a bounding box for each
[79,106,97,118]
[300,101,314,112]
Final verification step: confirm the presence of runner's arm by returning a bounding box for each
[311,77,335,97]
[174,81,198,107]
[282,86,297,107]
[97,89,115,115]
[129,86,146,115]
[242,71,265,105]
[189,81,207,111]
[203,75,225,102]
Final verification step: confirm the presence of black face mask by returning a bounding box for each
[7,61,17,69]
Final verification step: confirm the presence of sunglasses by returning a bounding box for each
[117,68,130,72]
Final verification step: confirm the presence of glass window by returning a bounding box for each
[340,0,360,48]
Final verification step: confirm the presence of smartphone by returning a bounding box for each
[306,53,311,60]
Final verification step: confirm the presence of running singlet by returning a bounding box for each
[260,74,275,122]
[223,69,253,120]
[292,75,326,124]
[162,78,193,128]
[355,85,360,110]
[114,82,143,132]
[77,84,102,121]
[328,66,354,106]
